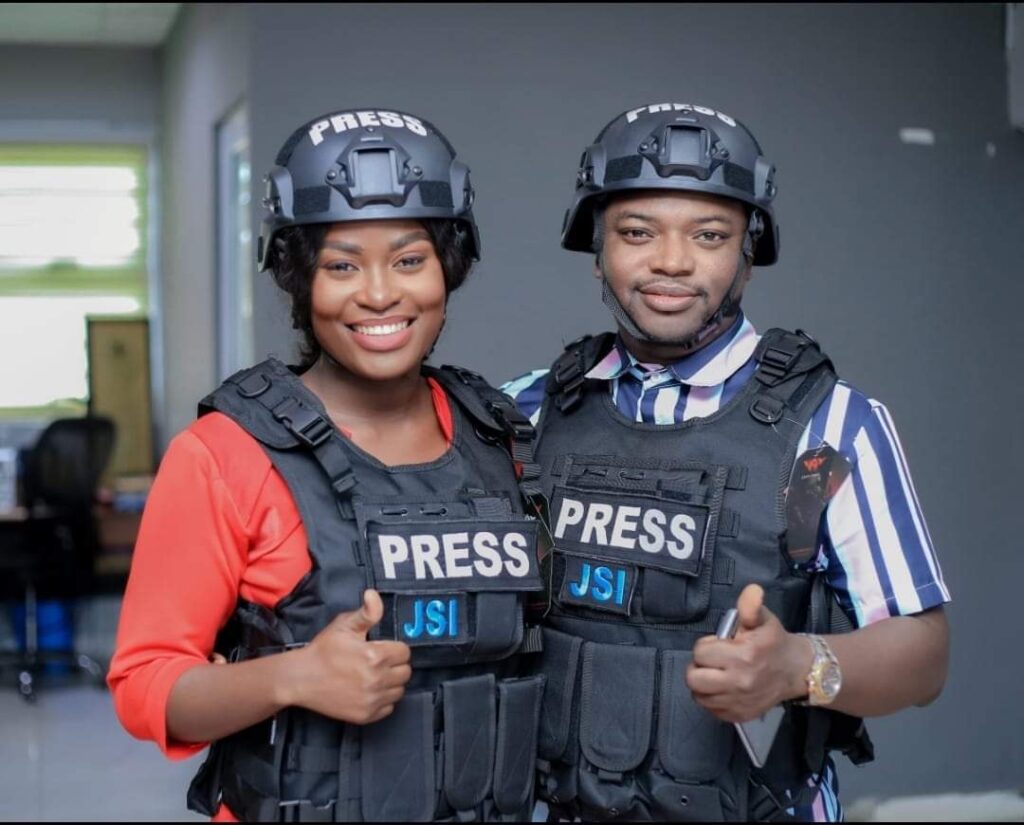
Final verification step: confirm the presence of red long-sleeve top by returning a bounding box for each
[107,379,454,821]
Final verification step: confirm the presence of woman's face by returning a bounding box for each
[310,219,447,382]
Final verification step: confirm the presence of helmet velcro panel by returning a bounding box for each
[294,186,332,217]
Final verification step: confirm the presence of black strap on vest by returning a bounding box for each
[204,363,359,504]
[431,365,545,505]
[544,334,616,413]
[748,329,834,425]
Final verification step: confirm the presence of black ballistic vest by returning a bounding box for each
[531,329,873,822]
[185,358,547,822]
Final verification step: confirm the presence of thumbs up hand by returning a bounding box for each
[685,584,814,723]
[287,589,413,725]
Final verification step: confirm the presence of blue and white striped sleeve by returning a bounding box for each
[799,381,951,628]
[500,369,550,426]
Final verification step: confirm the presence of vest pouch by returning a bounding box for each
[652,649,743,820]
[576,641,656,814]
[442,673,497,817]
[640,567,711,623]
[471,592,524,661]
[360,690,436,822]
[537,627,583,764]
[492,675,546,817]
[657,650,734,781]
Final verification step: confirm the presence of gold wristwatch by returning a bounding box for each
[798,633,842,706]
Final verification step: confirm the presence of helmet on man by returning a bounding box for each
[561,103,779,266]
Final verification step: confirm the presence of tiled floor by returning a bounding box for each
[0,594,205,821]
[0,680,206,821]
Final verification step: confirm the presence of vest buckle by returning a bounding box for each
[759,344,802,382]
[272,398,332,448]
[749,396,785,424]
[235,371,271,398]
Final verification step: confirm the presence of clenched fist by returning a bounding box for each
[287,589,412,725]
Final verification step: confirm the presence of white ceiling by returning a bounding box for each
[0,3,181,46]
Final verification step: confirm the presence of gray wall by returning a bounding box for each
[241,3,1024,802]
[0,44,159,126]
[159,3,249,440]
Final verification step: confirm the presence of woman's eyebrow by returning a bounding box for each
[389,230,431,251]
[323,240,362,253]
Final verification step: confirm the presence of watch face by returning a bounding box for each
[822,664,842,698]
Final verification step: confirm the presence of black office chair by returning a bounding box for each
[0,416,116,700]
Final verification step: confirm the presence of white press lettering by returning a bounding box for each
[626,106,650,124]
[609,505,641,550]
[378,111,404,128]
[330,113,359,133]
[378,535,409,579]
[503,532,531,577]
[580,503,614,545]
[410,535,444,579]
[442,532,473,578]
[638,508,666,553]
[554,497,585,539]
[622,104,737,129]
[472,531,503,577]
[403,115,428,136]
[356,111,381,128]
[667,514,697,560]
[308,120,331,147]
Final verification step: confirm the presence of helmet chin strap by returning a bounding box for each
[600,211,762,354]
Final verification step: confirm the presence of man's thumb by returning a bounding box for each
[737,583,767,630]
[336,589,384,637]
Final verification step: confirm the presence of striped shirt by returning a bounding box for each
[503,313,949,822]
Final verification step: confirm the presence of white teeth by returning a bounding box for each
[352,320,411,336]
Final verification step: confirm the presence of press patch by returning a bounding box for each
[559,556,635,615]
[368,520,542,593]
[394,593,468,646]
[551,488,709,577]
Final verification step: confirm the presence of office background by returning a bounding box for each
[1,2,1022,819]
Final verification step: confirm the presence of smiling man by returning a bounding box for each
[503,104,951,822]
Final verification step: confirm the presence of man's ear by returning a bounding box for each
[593,254,603,280]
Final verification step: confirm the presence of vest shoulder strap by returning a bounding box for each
[429,364,544,501]
[544,332,617,413]
[199,358,357,497]
[748,328,837,427]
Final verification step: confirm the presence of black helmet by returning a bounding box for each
[562,103,779,265]
[258,108,479,271]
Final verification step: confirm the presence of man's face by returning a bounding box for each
[597,190,751,360]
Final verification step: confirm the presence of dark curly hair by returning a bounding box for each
[268,219,475,369]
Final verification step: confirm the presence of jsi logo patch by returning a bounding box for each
[396,594,467,645]
[559,556,634,615]
[368,521,541,594]
[551,489,708,577]
[307,110,428,146]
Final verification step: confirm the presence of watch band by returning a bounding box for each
[796,633,841,707]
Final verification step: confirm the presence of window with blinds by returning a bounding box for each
[0,144,149,416]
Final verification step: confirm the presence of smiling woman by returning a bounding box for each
[108,109,546,823]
